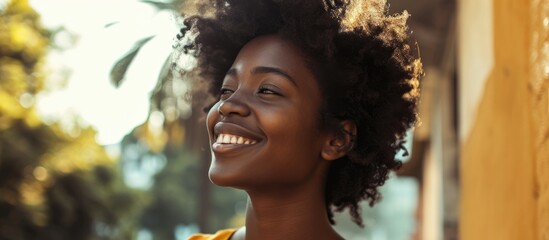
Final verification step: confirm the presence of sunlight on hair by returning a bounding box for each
[341,0,410,42]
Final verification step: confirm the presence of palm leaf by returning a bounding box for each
[110,35,155,87]
[157,55,172,81]
[140,0,175,11]
[104,21,119,28]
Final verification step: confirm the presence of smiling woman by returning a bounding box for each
[176,0,422,239]
[208,36,329,192]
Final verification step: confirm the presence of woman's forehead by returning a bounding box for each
[229,35,313,81]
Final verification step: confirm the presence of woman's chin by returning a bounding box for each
[208,166,243,188]
[208,173,230,187]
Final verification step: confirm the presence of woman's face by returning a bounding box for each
[206,35,328,190]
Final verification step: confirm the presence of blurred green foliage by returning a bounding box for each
[0,0,247,239]
[0,0,143,239]
[136,147,245,238]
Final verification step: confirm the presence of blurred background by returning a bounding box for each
[0,0,547,239]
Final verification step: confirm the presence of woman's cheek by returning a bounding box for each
[206,102,221,141]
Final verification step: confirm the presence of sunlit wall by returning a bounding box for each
[458,0,549,239]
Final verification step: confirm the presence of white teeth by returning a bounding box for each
[215,133,257,144]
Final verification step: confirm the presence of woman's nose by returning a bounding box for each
[218,93,251,117]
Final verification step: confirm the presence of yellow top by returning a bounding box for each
[188,229,237,240]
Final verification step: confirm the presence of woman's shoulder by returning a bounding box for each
[187,229,237,240]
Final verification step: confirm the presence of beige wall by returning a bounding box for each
[531,1,549,239]
[457,0,493,141]
[459,0,549,239]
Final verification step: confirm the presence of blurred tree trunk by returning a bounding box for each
[185,103,211,232]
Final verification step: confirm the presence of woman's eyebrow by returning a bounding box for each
[251,66,297,87]
[226,68,237,76]
[225,67,297,87]
[225,66,297,87]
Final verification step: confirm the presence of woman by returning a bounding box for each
[178,0,422,239]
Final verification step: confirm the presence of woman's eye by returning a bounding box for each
[219,88,234,99]
[258,87,281,95]
[220,88,234,95]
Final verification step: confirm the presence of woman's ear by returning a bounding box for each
[321,120,357,161]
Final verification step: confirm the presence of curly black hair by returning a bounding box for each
[176,0,422,227]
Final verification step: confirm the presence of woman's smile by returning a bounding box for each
[211,122,263,154]
[214,134,257,145]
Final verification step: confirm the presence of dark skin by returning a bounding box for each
[206,35,355,240]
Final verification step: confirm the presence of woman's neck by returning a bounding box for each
[239,182,343,240]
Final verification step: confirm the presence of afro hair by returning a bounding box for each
[176,0,422,227]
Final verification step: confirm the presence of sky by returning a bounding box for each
[29,0,180,145]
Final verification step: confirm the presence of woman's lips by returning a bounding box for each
[212,122,263,154]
